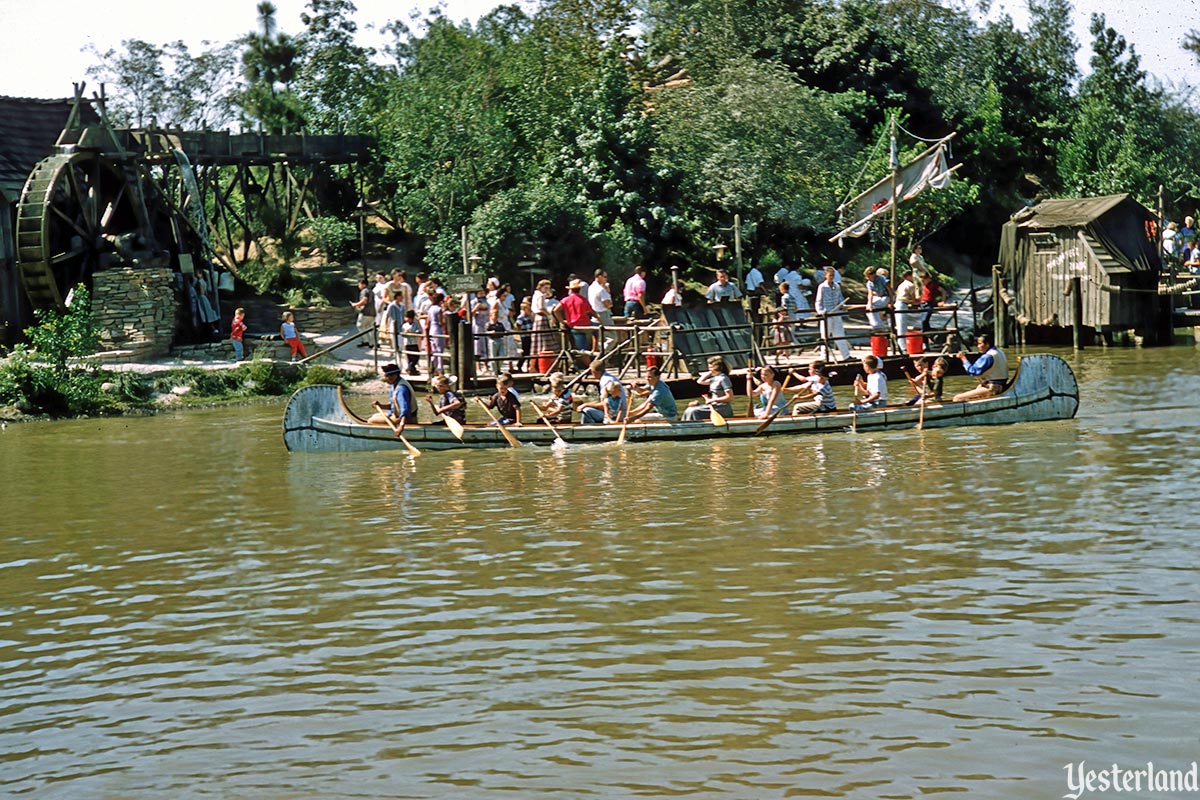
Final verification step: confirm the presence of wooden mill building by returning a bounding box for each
[997,194,1162,344]
[0,96,98,345]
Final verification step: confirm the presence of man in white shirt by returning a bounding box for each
[894,268,920,352]
[705,269,742,303]
[744,265,764,295]
[814,266,851,361]
[588,269,615,350]
[784,267,811,319]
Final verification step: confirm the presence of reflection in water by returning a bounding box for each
[1,347,1199,798]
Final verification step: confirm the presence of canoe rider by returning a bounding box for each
[369,363,417,434]
[627,366,679,422]
[427,374,466,427]
[681,356,735,421]
[578,361,626,423]
[953,333,1008,402]
[849,354,888,411]
[787,361,837,414]
[540,372,574,424]
[749,364,786,419]
[482,372,522,426]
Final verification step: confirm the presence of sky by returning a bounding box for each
[0,0,1198,101]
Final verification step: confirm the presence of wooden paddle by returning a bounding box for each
[425,395,465,440]
[615,396,630,446]
[474,396,522,448]
[745,360,755,416]
[374,404,421,457]
[900,366,927,431]
[530,400,568,447]
[755,373,793,435]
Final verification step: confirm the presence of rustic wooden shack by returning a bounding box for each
[0,96,99,345]
[998,194,1162,344]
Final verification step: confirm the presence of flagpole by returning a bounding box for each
[889,113,898,285]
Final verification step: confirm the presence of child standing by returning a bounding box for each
[515,300,534,372]
[401,310,422,375]
[281,311,306,361]
[230,307,247,362]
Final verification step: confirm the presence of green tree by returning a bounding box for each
[376,12,519,255]
[654,58,859,262]
[295,0,390,133]
[543,43,680,268]
[84,39,168,127]
[1057,14,1173,200]
[238,1,305,132]
[84,38,241,129]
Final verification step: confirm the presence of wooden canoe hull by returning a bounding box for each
[282,353,1079,453]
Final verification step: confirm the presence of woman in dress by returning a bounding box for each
[423,291,447,375]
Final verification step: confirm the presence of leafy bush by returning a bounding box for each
[298,365,346,388]
[307,216,358,262]
[237,257,288,295]
[26,285,100,372]
[241,359,290,395]
[104,371,155,403]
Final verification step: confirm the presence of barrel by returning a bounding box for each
[906,330,924,355]
[535,352,555,373]
[870,334,888,357]
[645,354,660,369]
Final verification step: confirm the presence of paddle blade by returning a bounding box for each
[616,423,627,446]
[444,415,466,440]
[498,423,522,448]
[710,407,727,427]
[399,434,422,457]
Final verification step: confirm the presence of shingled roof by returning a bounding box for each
[1008,194,1132,228]
[0,95,98,204]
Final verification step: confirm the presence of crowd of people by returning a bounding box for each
[233,241,962,377]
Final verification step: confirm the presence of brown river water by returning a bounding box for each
[2,345,1198,799]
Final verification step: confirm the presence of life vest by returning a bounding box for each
[978,347,1008,383]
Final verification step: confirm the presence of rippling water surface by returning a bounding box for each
[2,347,1198,798]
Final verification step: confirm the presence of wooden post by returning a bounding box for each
[446,313,460,379]
[459,314,476,388]
[1072,276,1084,350]
[992,265,1006,349]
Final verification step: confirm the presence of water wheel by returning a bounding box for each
[15,151,155,310]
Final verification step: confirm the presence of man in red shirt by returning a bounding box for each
[559,278,595,366]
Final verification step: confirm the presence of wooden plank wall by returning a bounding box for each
[662,303,753,375]
[1013,228,1154,330]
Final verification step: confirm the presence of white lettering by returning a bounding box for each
[1064,762,1085,800]
[1065,759,1200,798]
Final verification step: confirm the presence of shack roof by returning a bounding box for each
[0,95,96,204]
[1009,194,1136,229]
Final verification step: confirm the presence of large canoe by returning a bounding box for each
[283,353,1079,453]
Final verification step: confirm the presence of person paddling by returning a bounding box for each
[368,363,417,435]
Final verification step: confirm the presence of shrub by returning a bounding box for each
[307,216,357,262]
[242,359,289,395]
[298,365,346,388]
